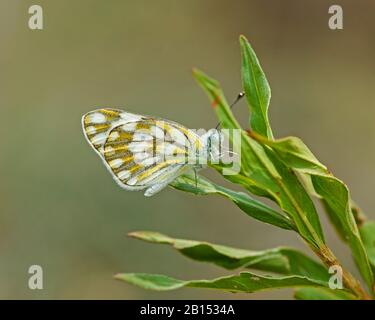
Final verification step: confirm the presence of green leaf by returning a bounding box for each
[359,221,375,276]
[294,287,357,300]
[311,175,373,291]
[248,132,328,174]
[171,174,296,231]
[193,69,324,247]
[129,231,329,281]
[116,273,185,291]
[115,272,335,293]
[240,35,273,138]
[192,68,252,177]
[249,132,374,290]
[193,68,242,132]
[320,199,347,241]
[263,149,325,246]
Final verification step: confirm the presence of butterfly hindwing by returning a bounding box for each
[82,108,203,195]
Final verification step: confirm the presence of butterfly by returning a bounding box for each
[82,108,224,197]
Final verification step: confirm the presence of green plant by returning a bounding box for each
[115,35,375,300]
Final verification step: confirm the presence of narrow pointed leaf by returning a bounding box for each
[193,68,252,176]
[129,231,329,281]
[294,287,357,300]
[171,174,295,231]
[312,176,373,291]
[240,35,273,138]
[359,221,375,275]
[115,272,338,294]
[193,68,242,132]
[248,132,328,173]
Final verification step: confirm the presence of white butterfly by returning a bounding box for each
[82,108,224,197]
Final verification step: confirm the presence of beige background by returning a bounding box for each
[0,0,374,299]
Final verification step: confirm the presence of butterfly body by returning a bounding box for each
[82,108,222,196]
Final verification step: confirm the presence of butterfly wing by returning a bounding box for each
[82,108,144,155]
[82,108,202,196]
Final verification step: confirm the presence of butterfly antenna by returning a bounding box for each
[215,92,245,130]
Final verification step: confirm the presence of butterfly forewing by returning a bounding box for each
[82,108,144,154]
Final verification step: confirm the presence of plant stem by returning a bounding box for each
[246,132,371,299]
[283,181,371,299]
[313,244,371,300]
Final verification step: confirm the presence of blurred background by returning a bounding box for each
[0,0,374,299]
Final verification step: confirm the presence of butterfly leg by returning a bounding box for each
[143,165,188,197]
[144,181,170,197]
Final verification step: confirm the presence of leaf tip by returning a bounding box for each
[128,231,173,244]
[239,34,248,42]
[192,67,203,78]
[127,231,141,239]
[114,273,124,280]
